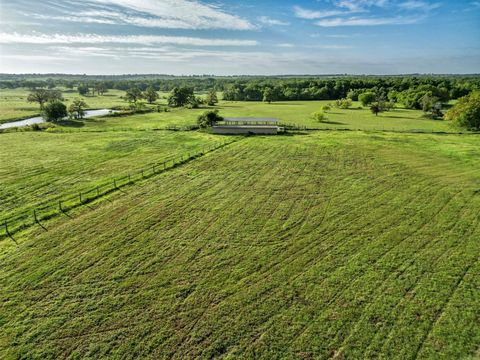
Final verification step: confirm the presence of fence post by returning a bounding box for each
[113,179,117,189]
[33,209,46,231]
[4,221,16,244]
[141,169,144,178]
[128,174,131,183]
[59,200,63,212]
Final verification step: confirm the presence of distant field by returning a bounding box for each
[0,88,455,133]
[1,131,479,358]
[41,100,452,133]
[0,130,224,221]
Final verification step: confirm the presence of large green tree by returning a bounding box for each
[445,91,480,130]
[68,99,88,119]
[43,100,68,122]
[168,87,194,107]
[143,87,159,104]
[27,89,63,109]
[125,87,143,103]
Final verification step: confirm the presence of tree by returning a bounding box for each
[263,88,275,103]
[168,87,194,107]
[445,91,480,130]
[95,83,108,96]
[311,111,326,122]
[43,100,67,123]
[78,84,90,96]
[322,104,331,112]
[125,87,143,103]
[359,92,376,106]
[68,99,88,119]
[27,89,63,109]
[143,86,159,104]
[206,90,218,106]
[370,103,383,116]
[197,110,223,128]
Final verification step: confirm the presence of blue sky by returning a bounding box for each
[0,0,479,75]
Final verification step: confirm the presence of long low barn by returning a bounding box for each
[213,118,282,135]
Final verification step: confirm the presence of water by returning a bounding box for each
[0,109,115,130]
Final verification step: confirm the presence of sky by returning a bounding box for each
[0,0,479,75]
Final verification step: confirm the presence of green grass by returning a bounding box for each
[47,100,453,133]
[0,130,227,222]
[1,131,479,358]
[1,88,454,133]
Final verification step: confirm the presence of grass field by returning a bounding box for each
[0,88,455,133]
[0,131,225,221]
[1,131,479,358]
[46,101,453,133]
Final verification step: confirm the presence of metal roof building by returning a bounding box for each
[213,118,282,135]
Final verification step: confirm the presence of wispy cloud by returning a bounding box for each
[258,16,290,26]
[315,16,423,27]
[37,0,256,30]
[0,32,259,47]
[294,6,349,19]
[398,1,441,11]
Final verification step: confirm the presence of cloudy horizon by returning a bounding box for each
[0,0,479,75]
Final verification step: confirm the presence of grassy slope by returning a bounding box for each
[0,131,225,220]
[1,132,479,358]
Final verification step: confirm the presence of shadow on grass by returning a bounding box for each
[56,119,85,127]
[320,120,346,125]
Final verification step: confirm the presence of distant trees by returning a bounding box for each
[143,86,159,104]
[168,87,194,107]
[445,91,480,130]
[197,110,223,128]
[263,88,275,103]
[206,90,218,106]
[359,92,376,106]
[43,100,67,122]
[125,87,143,103]
[68,99,88,119]
[94,83,108,96]
[27,89,63,109]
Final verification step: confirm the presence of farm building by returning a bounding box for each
[212,118,282,135]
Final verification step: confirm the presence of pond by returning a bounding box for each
[0,109,115,130]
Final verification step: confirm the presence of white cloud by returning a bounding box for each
[315,16,422,26]
[258,16,290,26]
[276,43,295,48]
[0,32,259,47]
[77,0,256,30]
[398,1,441,11]
[294,6,348,19]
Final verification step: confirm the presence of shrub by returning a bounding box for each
[197,110,223,128]
[335,98,352,109]
[322,104,331,112]
[311,111,326,122]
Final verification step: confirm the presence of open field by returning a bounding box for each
[0,88,455,133]
[28,101,452,133]
[1,131,479,358]
[0,131,225,221]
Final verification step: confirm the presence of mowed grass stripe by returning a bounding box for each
[0,132,479,358]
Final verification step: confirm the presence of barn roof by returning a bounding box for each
[223,117,279,123]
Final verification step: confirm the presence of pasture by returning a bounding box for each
[0,85,479,359]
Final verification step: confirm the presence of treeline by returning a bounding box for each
[1,75,479,109]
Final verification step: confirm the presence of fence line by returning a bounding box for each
[0,139,238,241]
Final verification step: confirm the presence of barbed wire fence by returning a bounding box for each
[1,139,238,242]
